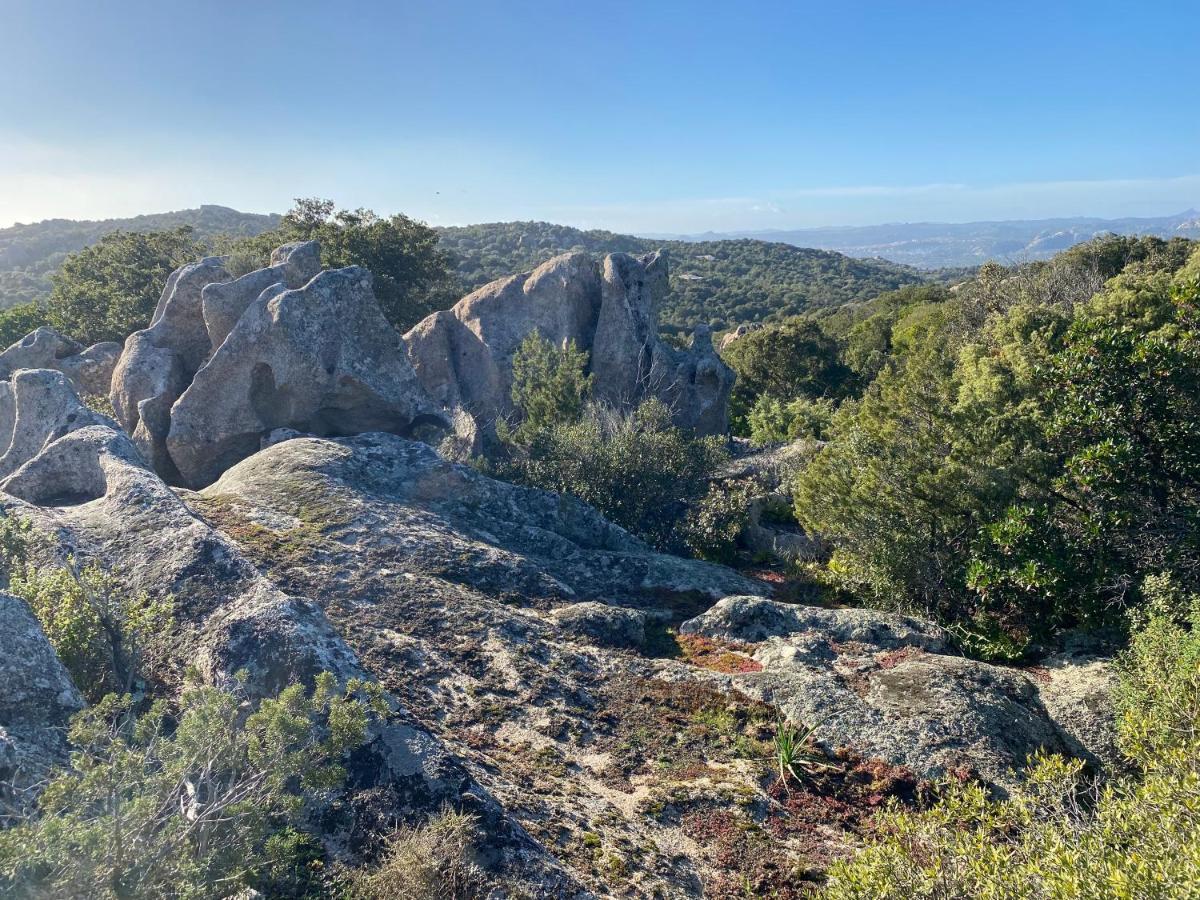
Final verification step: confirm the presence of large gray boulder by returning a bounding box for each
[201,240,321,349]
[110,257,232,479]
[403,250,734,451]
[0,369,112,481]
[681,596,1118,790]
[167,266,448,488]
[0,326,122,396]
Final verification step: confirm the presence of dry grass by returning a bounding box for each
[348,808,485,900]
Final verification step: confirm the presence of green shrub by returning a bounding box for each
[0,673,382,899]
[505,328,593,443]
[747,394,837,446]
[46,228,201,345]
[0,301,50,349]
[680,479,757,563]
[501,399,728,552]
[10,562,172,703]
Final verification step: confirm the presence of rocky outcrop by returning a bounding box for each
[0,590,85,803]
[108,243,325,484]
[0,421,580,893]
[199,432,759,605]
[0,326,121,396]
[0,369,113,482]
[109,257,232,479]
[101,242,734,486]
[680,596,1118,790]
[201,240,321,349]
[404,250,734,450]
[167,266,447,488]
[718,321,762,350]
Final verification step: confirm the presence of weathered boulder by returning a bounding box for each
[110,257,231,478]
[201,240,321,349]
[551,601,647,649]
[404,250,734,451]
[199,432,760,604]
[0,326,80,375]
[0,369,113,480]
[718,321,762,350]
[681,596,1116,790]
[168,266,448,488]
[0,326,122,396]
[0,590,85,800]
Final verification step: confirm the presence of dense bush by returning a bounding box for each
[792,241,1200,654]
[504,329,593,443]
[10,563,171,703]
[503,399,728,552]
[0,673,382,899]
[679,479,758,563]
[722,316,854,434]
[824,577,1200,898]
[0,301,51,349]
[497,334,730,552]
[746,395,838,446]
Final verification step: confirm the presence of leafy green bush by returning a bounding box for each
[680,480,757,563]
[722,316,853,433]
[794,243,1200,649]
[501,399,728,552]
[0,673,382,900]
[10,563,172,703]
[504,329,593,443]
[746,394,837,446]
[46,227,201,345]
[824,587,1200,898]
[2,515,171,702]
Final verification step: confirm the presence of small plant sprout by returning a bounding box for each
[772,717,834,789]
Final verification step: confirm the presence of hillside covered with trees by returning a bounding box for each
[0,205,280,310]
[437,220,939,333]
[0,207,951,342]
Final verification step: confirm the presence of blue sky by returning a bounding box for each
[2,0,1197,231]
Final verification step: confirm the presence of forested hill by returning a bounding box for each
[0,206,280,309]
[1,209,943,332]
[436,221,936,333]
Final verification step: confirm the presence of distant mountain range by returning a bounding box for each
[646,210,1200,269]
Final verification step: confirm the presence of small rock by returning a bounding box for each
[552,602,647,649]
